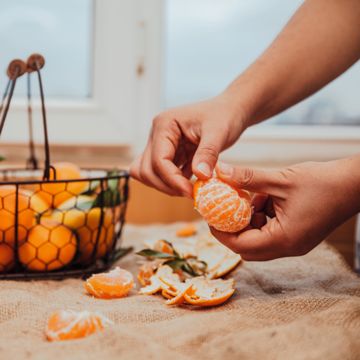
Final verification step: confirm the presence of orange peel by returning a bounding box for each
[193,177,251,233]
[176,224,197,237]
[84,267,134,299]
[45,310,112,341]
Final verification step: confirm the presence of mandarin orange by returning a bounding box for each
[36,162,88,208]
[18,219,77,271]
[193,177,252,233]
[45,310,112,341]
[84,267,134,299]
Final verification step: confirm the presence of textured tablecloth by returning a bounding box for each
[1,222,360,360]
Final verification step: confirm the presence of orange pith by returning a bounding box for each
[193,177,251,233]
[18,219,77,271]
[45,310,112,341]
[84,267,134,299]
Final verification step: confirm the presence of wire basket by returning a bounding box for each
[0,54,131,280]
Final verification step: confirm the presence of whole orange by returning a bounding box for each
[18,219,77,271]
[36,162,88,208]
[0,186,35,245]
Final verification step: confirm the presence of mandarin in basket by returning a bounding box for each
[85,267,134,299]
[0,243,14,272]
[193,177,251,233]
[18,219,77,271]
[36,162,88,208]
[45,310,113,341]
[0,186,36,245]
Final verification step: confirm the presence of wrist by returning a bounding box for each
[335,155,360,215]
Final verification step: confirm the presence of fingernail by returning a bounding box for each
[217,162,233,177]
[196,162,211,177]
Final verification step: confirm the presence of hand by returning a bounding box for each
[211,157,360,261]
[130,94,246,197]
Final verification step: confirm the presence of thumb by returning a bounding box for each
[216,162,286,194]
[192,132,223,179]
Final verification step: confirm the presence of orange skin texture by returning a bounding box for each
[45,310,111,341]
[0,186,35,246]
[84,267,134,299]
[193,178,252,233]
[18,220,77,271]
[35,162,88,208]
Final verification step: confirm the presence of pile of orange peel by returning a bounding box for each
[45,222,242,342]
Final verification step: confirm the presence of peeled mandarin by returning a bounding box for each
[193,178,251,233]
[45,310,112,341]
[84,267,134,299]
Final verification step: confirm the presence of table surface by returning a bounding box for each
[0,222,360,360]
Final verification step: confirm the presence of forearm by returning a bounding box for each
[223,0,360,126]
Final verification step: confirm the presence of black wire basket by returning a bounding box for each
[0,54,131,280]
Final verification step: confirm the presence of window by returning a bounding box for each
[164,0,360,127]
[0,0,139,145]
[0,0,93,98]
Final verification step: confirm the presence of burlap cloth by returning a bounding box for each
[1,222,360,360]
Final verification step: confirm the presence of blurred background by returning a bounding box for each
[0,0,359,265]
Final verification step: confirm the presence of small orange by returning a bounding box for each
[45,310,113,341]
[18,219,77,271]
[0,186,35,245]
[0,243,14,272]
[84,267,134,299]
[193,177,252,233]
[36,162,88,208]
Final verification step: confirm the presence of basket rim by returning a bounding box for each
[0,167,129,185]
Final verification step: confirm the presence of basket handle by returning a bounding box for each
[0,54,54,180]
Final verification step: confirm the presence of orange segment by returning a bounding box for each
[18,219,77,271]
[176,224,197,237]
[137,260,162,286]
[193,177,251,233]
[84,267,134,299]
[153,239,174,255]
[45,310,112,341]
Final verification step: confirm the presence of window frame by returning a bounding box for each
[2,0,360,167]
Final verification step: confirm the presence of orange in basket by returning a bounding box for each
[0,243,14,272]
[193,177,252,233]
[36,162,88,208]
[46,196,115,264]
[45,310,112,341]
[84,267,134,299]
[18,219,77,271]
[0,186,36,245]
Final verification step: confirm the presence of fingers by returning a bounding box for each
[216,162,288,195]
[150,120,193,197]
[210,218,288,261]
[192,127,224,180]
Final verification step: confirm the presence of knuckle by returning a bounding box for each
[197,143,219,161]
[235,167,254,187]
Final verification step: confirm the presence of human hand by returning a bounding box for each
[130,94,247,197]
[211,157,360,261]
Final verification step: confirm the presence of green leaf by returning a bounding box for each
[92,188,122,207]
[136,249,176,259]
[0,155,5,161]
[163,259,186,270]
